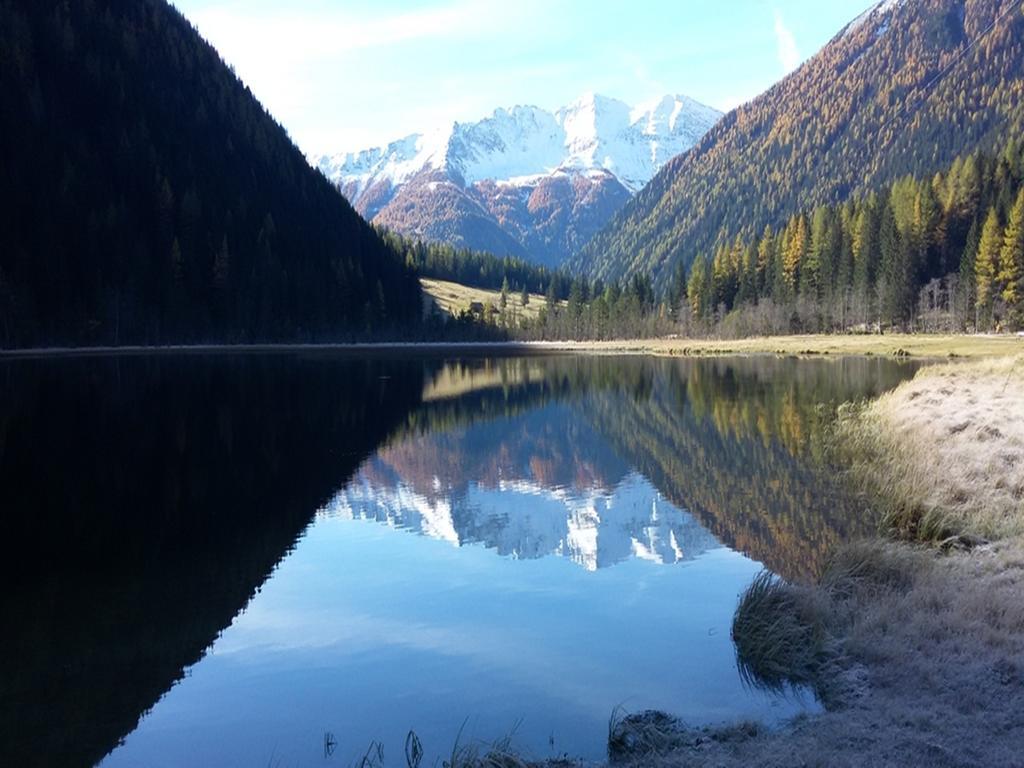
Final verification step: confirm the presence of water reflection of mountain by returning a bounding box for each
[329,407,722,569]
[0,355,425,768]
[346,356,916,582]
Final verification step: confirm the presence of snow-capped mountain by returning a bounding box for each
[314,93,722,268]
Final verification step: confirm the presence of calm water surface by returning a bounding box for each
[0,353,918,767]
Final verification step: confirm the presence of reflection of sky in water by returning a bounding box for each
[102,473,816,768]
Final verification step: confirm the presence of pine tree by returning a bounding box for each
[836,204,856,318]
[170,238,184,284]
[545,278,558,311]
[737,243,757,305]
[782,215,808,298]
[568,278,585,319]
[213,235,230,288]
[711,242,738,309]
[878,202,906,327]
[999,188,1024,326]
[687,256,711,319]
[500,276,509,309]
[668,262,689,314]
[755,225,775,296]
[802,207,832,301]
[852,200,877,296]
[957,218,979,329]
[975,207,1003,327]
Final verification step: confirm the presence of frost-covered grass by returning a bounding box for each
[629,539,1024,767]
[838,355,1024,542]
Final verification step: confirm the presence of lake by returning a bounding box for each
[0,352,918,767]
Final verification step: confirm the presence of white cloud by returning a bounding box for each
[772,9,801,73]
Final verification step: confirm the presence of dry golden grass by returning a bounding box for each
[420,278,551,321]
[543,334,1024,360]
[635,539,1024,767]
[839,356,1024,542]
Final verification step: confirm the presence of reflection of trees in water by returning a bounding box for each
[388,355,917,582]
[373,403,630,500]
[583,356,917,582]
[0,355,425,768]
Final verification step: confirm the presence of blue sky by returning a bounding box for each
[172,0,875,155]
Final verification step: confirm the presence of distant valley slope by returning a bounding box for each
[316,94,722,268]
[574,0,1024,288]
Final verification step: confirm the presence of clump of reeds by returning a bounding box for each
[732,541,927,696]
[730,571,830,691]
[396,722,547,768]
[607,708,694,762]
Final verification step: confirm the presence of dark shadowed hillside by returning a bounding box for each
[0,0,422,347]
[574,0,1024,289]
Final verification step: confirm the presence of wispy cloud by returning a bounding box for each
[772,9,801,73]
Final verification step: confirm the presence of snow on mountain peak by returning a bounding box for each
[841,0,907,39]
[315,91,723,198]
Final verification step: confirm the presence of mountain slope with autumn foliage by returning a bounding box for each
[573,0,1024,289]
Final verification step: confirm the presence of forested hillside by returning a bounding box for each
[574,0,1024,291]
[684,141,1024,332]
[0,0,421,347]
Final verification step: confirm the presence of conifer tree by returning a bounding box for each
[545,278,558,311]
[975,207,1003,327]
[852,202,877,324]
[737,243,757,305]
[213,235,230,289]
[755,225,775,295]
[803,207,835,302]
[878,202,905,326]
[782,216,808,298]
[687,255,711,319]
[999,188,1024,326]
[957,218,979,328]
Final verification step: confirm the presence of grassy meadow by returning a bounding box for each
[420,278,552,322]
[547,334,1024,360]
